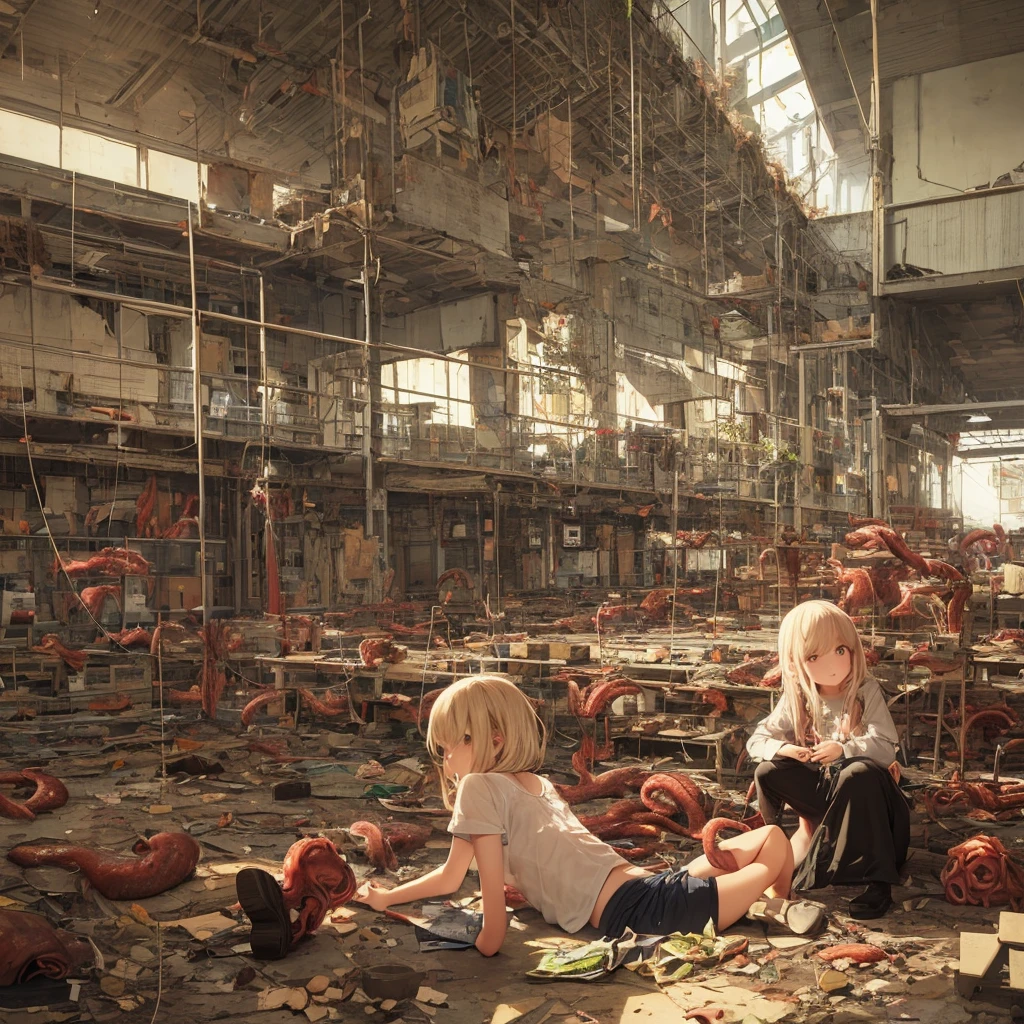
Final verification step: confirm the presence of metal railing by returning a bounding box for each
[884,182,1024,285]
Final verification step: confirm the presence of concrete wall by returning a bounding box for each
[892,51,1024,204]
[831,141,871,216]
[381,294,497,357]
[808,211,871,272]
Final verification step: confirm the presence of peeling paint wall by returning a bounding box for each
[892,51,1024,204]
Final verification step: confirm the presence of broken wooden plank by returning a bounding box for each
[999,911,1024,948]
[958,931,1002,978]
[1010,948,1024,991]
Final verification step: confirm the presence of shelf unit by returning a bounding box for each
[0,535,229,633]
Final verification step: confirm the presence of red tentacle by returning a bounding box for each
[701,818,751,871]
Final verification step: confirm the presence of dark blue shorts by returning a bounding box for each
[597,866,719,937]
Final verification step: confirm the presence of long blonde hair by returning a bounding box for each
[777,600,867,745]
[425,674,547,809]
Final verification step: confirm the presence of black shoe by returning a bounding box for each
[848,882,892,920]
[236,868,291,959]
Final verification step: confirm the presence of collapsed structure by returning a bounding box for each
[2,0,1024,1019]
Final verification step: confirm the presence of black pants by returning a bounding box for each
[754,756,910,889]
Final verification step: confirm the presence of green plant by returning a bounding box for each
[756,437,799,466]
[718,418,748,443]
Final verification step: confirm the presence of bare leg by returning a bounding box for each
[686,826,795,931]
[686,825,794,911]
[790,816,816,867]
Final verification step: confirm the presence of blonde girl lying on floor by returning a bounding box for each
[354,674,824,954]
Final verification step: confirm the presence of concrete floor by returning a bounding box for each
[0,718,1018,1024]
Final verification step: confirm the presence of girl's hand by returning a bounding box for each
[809,741,844,764]
[777,743,811,762]
[353,881,392,912]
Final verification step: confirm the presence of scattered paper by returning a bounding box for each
[416,986,448,1005]
[818,969,849,993]
[258,987,309,1011]
[167,912,238,940]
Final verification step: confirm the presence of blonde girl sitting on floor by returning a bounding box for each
[747,600,910,920]
[355,674,824,955]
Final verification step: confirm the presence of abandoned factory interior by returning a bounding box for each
[5,0,1024,1021]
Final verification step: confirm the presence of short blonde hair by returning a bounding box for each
[778,600,867,743]
[425,674,546,808]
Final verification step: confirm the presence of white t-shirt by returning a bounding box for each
[448,772,627,932]
[746,678,899,766]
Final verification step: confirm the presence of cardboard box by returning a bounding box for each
[547,642,589,663]
[0,550,30,574]
[71,353,159,404]
[1,589,35,625]
[188,335,231,375]
[343,527,377,580]
[202,335,230,374]
[43,475,89,515]
[1004,563,1024,595]
[157,576,203,611]
[0,489,28,512]
[811,313,874,343]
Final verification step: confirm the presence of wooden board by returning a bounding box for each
[1010,948,1024,991]
[958,931,1002,979]
[999,911,1024,947]
[397,156,510,258]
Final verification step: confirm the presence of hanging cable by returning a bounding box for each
[417,604,443,737]
[821,0,869,136]
[17,367,132,650]
[628,8,637,228]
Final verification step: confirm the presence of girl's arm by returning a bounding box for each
[471,833,508,956]
[354,836,475,911]
[747,701,801,761]
[840,680,899,765]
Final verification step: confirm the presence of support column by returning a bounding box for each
[187,204,208,623]
[869,0,884,297]
[870,397,886,519]
[796,350,807,534]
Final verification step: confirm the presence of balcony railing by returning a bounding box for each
[0,338,367,452]
[377,406,660,489]
[883,183,1024,290]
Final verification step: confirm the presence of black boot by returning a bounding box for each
[848,881,892,920]
[236,868,291,959]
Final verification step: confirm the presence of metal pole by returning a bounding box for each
[358,10,375,547]
[871,396,885,519]
[194,118,203,229]
[340,0,346,181]
[362,235,374,541]
[712,354,721,635]
[187,204,208,625]
[495,487,501,613]
[628,11,637,228]
[258,272,268,439]
[330,57,341,189]
[718,0,727,87]
[157,611,167,787]
[669,451,680,650]
[796,350,806,534]
[869,0,883,297]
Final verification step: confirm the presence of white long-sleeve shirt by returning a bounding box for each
[746,677,899,767]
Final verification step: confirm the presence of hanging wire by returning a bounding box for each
[416,604,443,737]
[17,366,133,652]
